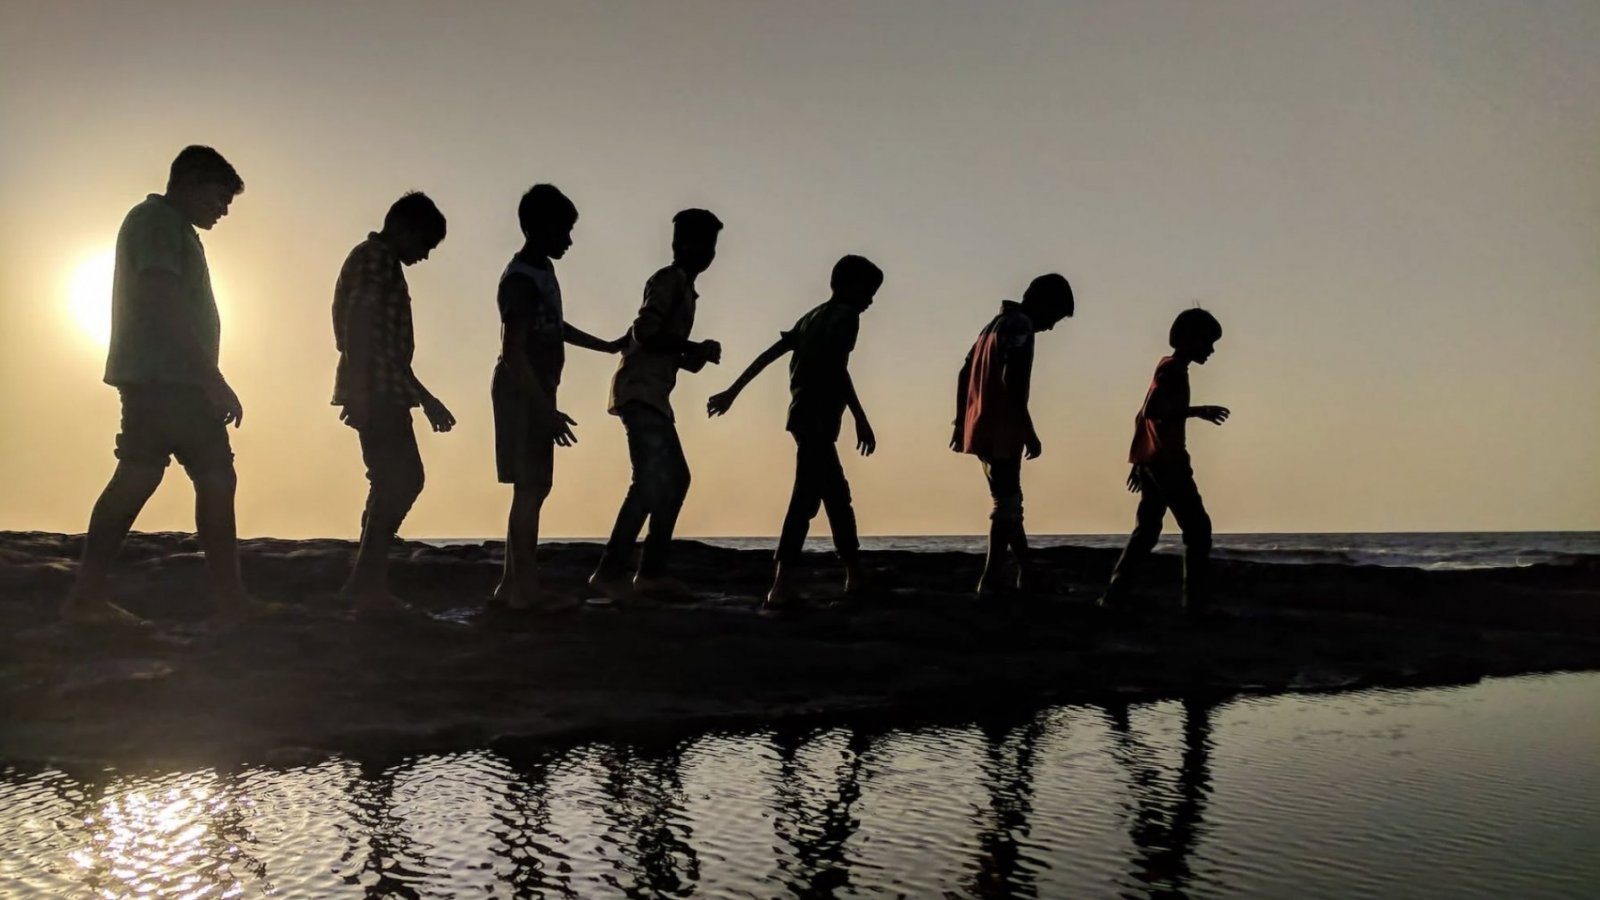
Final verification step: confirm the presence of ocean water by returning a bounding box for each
[435,532,1600,572]
[2,673,1597,898]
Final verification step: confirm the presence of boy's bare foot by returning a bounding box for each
[843,564,875,599]
[587,571,637,607]
[213,590,284,622]
[344,588,428,622]
[633,575,694,602]
[60,594,151,628]
[764,572,804,612]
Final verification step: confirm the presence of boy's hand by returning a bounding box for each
[551,411,578,447]
[421,395,456,433]
[706,389,738,417]
[1126,465,1141,493]
[1194,405,1231,425]
[609,333,631,354]
[950,422,963,453]
[855,417,877,457]
[1024,433,1043,460]
[206,377,244,428]
[340,395,368,430]
[699,339,722,365]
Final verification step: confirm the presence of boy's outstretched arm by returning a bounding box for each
[844,372,876,457]
[706,334,793,416]
[950,349,972,451]
[563,322,627,354]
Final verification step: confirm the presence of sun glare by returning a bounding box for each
[68,250,115,348]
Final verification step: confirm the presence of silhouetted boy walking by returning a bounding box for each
[708,255,884,607]
[332,192,456,617]
[1098,308,1230,615]
[491,184,624,611]
[952,274,1074,598]
[62,146,252,626]
[589,210,724,603]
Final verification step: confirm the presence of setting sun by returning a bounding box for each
[67,249,114,348]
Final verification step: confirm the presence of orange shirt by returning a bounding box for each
[1129,356,1189,464]
[957,302,1035,460]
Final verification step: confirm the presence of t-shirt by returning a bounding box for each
[104,194,221,387]
[955,301,1035,459]
[784,299,863,440]
[496,253,564,399]
[609,265,697,420]
[1129,356,1190,464]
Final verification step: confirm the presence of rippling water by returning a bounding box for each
[3,673,1597,898]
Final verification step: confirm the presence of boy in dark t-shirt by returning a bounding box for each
[1098,307,1230,616]
[491,184,625,611]
[708,255,884,608]
[952,274,1074,598]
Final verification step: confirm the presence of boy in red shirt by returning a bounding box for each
[1099,308,1229,615]
[952,274,1074,598]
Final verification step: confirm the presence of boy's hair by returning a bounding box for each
[518,184,578,236]
[831,254,884,292]
[1022,273,1074,317]
[168,145,243,194]
[672,208,723,242]
[1170,307,1223,348]
[384,191,447,242]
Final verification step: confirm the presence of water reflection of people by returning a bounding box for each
[341,758,432,899]
[594,740,701,895]
[489,749,578,898]
[769,725,872,896]
[968,713,1047,898]
[1104,697,1218,896]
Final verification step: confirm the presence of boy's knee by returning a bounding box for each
[1182,515,1213,548]
[990,491,1024,524]
[190,463,238,495]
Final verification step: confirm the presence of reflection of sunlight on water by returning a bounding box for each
[70,775,253,899]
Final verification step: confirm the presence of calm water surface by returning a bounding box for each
[2,673,1597,898]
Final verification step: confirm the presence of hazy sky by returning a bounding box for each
[1,0,1596,539]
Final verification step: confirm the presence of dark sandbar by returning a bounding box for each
[2,531,1597,768]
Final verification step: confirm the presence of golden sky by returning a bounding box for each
[1,1,1597,538]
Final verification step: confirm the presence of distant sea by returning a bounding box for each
[428,531,1600,572]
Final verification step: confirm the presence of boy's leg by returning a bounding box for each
[65,385,182,623]
[345,408,425,611]
[63,460,165,622]
[505,438,572,610]
[979,458,1024,595]
[636,417,690,583]
[1163,469,1213,614]
[1101,466,1168,607]
[191,464,250,609]
[812,439,865,592]
[770,437,826,605]
[592,403,663,589]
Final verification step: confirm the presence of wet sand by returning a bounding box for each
[2,531,1597,768]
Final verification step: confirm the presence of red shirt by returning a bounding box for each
[1129,356,1189,464]
[957,302,1035,459]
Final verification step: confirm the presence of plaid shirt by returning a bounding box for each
[332,234,425,408]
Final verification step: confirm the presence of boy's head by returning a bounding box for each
[1020,273,1074,331]
[166,145,244,230]
[671,208,722,275]
[830,255,884,309]
[518,184,578,260]
[382,191,447,265]
[1169,307,1222,364]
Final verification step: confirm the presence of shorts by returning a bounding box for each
[491,366,555,489]
[114,384,233,477]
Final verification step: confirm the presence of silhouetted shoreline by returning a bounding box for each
[3,530,1598,768]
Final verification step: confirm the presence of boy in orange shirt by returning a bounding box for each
[951,274,1074,598]
[1098,308,1229,615]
